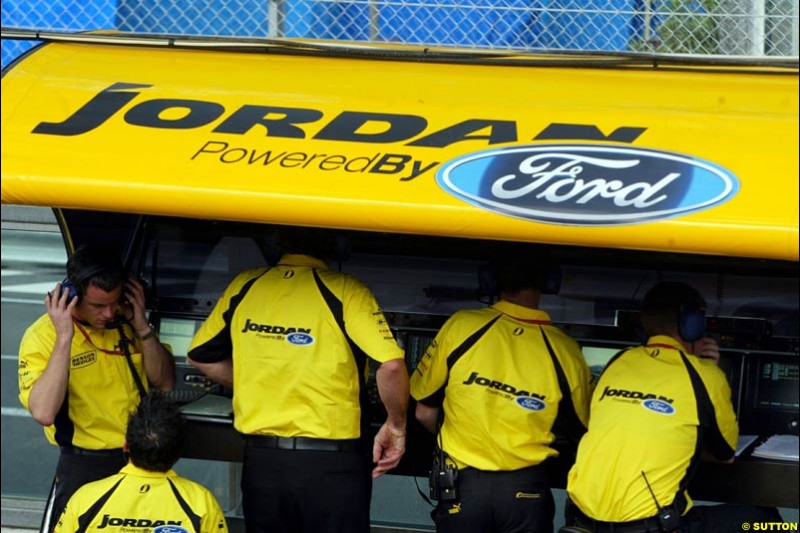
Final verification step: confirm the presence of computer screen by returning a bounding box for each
[581,345,625,382]
[157,316,204,361]
[753,357,800,412]
[404,333,436,372]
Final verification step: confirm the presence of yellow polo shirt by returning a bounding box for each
[54,464,227,533]
[567,336,738,522]
[19,315,147,449]
[411,301,591,471]
[188,254,403,439]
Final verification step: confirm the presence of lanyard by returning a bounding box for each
[74,321,126,355]
[646,343,677,350]
[73,319,147,398]
[508,317,552,325]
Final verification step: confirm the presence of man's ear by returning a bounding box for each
[122,441,129,453]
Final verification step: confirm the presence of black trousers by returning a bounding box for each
[42,448,126,533]
[241,445,372,533]
[432,465,555,533]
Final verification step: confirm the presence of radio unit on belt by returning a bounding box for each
[642,471,680,533]
[429,452,459,501]
[429,426,459,501]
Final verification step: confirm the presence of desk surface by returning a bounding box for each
[182,416,799,509]
[689,459,798,508]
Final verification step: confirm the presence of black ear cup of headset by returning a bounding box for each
[60,265,106,303]
[60,278,80,303]
[678,307,706,342]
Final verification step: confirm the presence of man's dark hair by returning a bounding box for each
[640,281,706,338]
[67,245,126,294]
[277,226,338,260]
[126,392,185,472]
[492,252,555,295]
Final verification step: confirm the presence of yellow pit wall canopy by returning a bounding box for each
[1,41,798,261]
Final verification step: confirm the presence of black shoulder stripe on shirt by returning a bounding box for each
[446,316,500,372]
[313,270,345,332]
[75,477,124,533]
[673,351,734,513]
[168,478,202,533]
[541,328,586,443]
[188,269,269,363]
[596,347,632,380]
[418,315,500,407]
[312,270,370,440]
[679,352,735,461]
[418,389,445,408]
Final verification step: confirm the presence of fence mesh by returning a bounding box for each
[2,0,799,67]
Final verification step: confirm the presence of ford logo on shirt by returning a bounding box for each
[436,145,739,226]
[516,397,546,411]
[153,527,189,533]
[286,332,314,346]
[643,399,676,415]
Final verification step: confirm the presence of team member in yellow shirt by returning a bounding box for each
[411,256,592,533]
[565,281,781,533]
[18,245,176,532]
[54,392,227,533]
[187,227,409,533]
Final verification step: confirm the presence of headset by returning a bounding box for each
[641,281,708,344]
[60,265,107,303]
[477,261,562,299]
[678,306,707,342]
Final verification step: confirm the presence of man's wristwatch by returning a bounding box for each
[139,324,158,341]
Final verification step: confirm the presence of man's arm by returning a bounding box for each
[694,351,738,464]
[547,336,592,444]
[27,284,77,426]
[186,271,257,391]
[138,335,175,391]
[372,358,409,478]
[415,402,439,434]
[188,358,233,389]
[126,278,175,391]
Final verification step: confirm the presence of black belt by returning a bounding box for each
[459,463,548,481]
[60,446,125,458]
[245,435,358,452]
[570,502,674,533]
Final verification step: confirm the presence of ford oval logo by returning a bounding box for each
[153,527,189,533]
[642,399,676,415]
[286,332,314,346]
[436,145,739,226]
[516,397,546,411]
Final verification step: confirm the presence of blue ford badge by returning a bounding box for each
[286,332,314,346]
[154,527,189,533]
[642,399,676,415]
[437,145,739,226]
[516,397,546,411]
